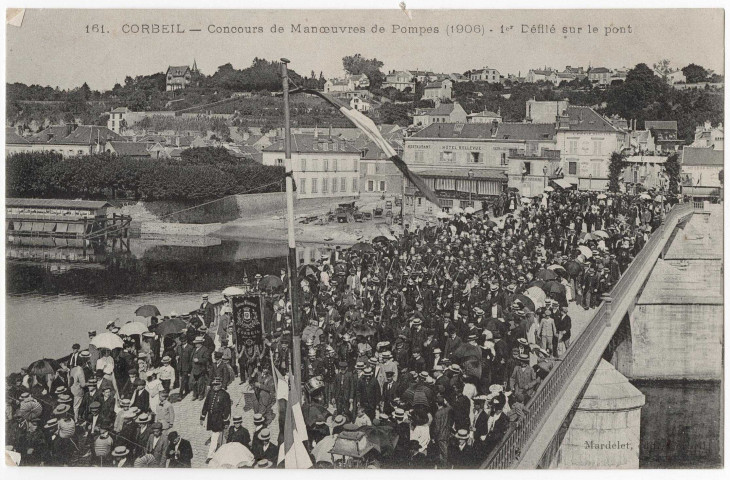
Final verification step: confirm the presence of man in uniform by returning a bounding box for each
[200,377,231,463]
[191,336,210,400]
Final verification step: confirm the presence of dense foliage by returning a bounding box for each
[6,148,285,201]
[608,152,628,193]
[664,153,681,194]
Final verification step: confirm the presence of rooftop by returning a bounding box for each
[6,198,112,210]
[6,127,28,144]
[410,122,556,141]
[645,120,678,131]
[415,168,508,181]
[681,147,724,166]
[263,134,362,154]
[107,141,151,157]
[28,125,122,145]
[564,106,621,133]
[167,66,190,77]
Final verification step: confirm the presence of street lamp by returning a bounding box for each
[468,169,474,207]
[543,165,548,189]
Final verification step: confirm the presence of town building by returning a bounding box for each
[359,139,403,195]
[408,70,437,83]
[587,67,612,86]
[680,147,724,199]
[412,102,467,127]
[507,148,563,197]
[690,121,724,150]
[382,70,415,91]
[629,130,656,153]
[422,79,453,101]
[324,74,370,93]
[108,107,130,134]
[402,122,558,214]
[166,61,198,91]
[526,68,553,83]
[470,67,501,83]
[449,73,469,83]
[262,131,361,199]
[655,68,687,85]
[6,124,122,157]
[645,120,683,152]
[622,155,668,192]
[104,141,152,160]
[467,109,502,124]
[525,99,569,124]
[555,106,629,190]
[349,97,371,112]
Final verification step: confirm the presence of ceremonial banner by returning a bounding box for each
[231,295,264,348]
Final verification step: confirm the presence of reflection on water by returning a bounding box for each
[635,380,723,468]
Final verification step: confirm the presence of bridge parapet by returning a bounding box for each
[483,203,695,469]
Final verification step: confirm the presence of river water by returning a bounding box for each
[5,237,721,468]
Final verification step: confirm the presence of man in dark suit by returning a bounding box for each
[166,431,193,468]
[252,428,277,463]
[200,294,216,328]
[555,305,572,353]
[68,344,82,368]
[176,337,194,399]
[208,350,233,390]
[191,336,210,400]
[448,429,474,469]
[381,371,398,415]
[471,395,490,462]
[200,377,231,462]
[333,361,355,419]
[227,415,251,447]
[485,396,510,455]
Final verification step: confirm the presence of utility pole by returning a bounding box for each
[280,59,302,390]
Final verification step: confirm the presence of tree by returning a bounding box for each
[653,59,672,82]
[608,152,627,192]
[342,54,385,89]
[664,153,681,194]
[681,64,709,84]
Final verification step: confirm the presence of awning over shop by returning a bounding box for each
[553,178,574,189]
[67,223,85,235]
[56,223,69,233]
[42,222,57,232]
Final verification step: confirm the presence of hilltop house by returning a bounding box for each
[166,61,198,91]
[588,67,612,86]
[422,79,453,102]
[382,70,415,91]
[470,67,501,83]
[690,121,724,150]
[413,102,468,127]
[645,120,682,152]
[324,74,370,93]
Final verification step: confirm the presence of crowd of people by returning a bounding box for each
[5,189,679,468]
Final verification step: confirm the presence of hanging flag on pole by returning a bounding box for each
[286,87,441,206]
[270,355,289,402]
[277,365,312,469]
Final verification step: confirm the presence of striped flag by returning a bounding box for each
[289,88,440,206]
[277,365,312,469]
[270,356,289,402]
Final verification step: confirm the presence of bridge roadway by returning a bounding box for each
[483,203,696,469]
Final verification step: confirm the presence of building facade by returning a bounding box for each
[382,70,415,91]
[691,121,724,150]
[681,147,723,198]
[166,65,193,91]
[507,148,562,198]
[588,67,612,86]
[6,124,122,157]
[359,140,403,195]
[467,110,502,123]
[525,99,569,124]
[555,106,629,190]
[422,79,453,101]
[470,67,501,83]
[412,102,467,127]
[403,122,558,214]
[262,133,361,199]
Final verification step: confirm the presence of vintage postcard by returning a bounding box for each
[3,7,724,471]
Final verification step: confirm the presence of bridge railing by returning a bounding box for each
[482,203,694,469]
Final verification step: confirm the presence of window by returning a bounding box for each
[439,199,453,207]
[471,152,481,163]
[299,178,306,194]
[460,200,473,209]
[441,151,454,163]
[332,177,338,193]
[591,160,602,177]
[417,197,422,206]
[414,150,425,163]
[368,180,374,192]
[592,140,602,155]
[500,153,508,166]
[78,150,84,155]
[568,161,577,175]
[277,158,284,166]
[333,159,338,172]
[523,162,531,175]
[367,163,376,175]
[311,178,318,193]
[301,158,307,172]
[353,178,358,192]
[322,178,328,193]
[324,159,329,172]
[341,177,346,192]
[379,180,386,192]
[568,140,578,154]
[352,159,358,172]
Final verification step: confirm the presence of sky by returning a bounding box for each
[6,8,725,91]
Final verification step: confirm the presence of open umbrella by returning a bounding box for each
[464,206,476,214]
[484,219,497,228]
[298,264,319,278]
[452,207,464,215]
[543,281,566,296]
[434,211,449,219]
[547,264,566,273]
[639,193,652,200]
[259,275,284,291]
[372,236,390,245]
[351,242,375,253]
[451,343,481,361]
[28,358,60,376]
[592,230,609,239]
[118,321,148,336]
[535,269,559,281]
[525,286,547,309]
[527,279,546,291]
[90,332,124,350]
[565,260,583,277]
[135,305,161,317]
[156,317,188,337]
[208,442,255,468]
[578,245,593,258]
[544,186,554,192]
[514,294,536,312]
[222,286,246,296]
[597,194,607,200]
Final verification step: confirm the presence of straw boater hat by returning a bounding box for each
[253,413,265,425]
[332,414,347,427]
[454,429,469,440]
[258,429,271,441]
[255,459,273,469]
[112,446,129,457]
[53,404,71,416]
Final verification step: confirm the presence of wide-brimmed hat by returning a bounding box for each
[333,414,347,426]
[57,393,72,404]
[135,413,151,424]
[112,446,129,457]
[44,418,58,429]
[253,413,265,424]
[258,428,271,441]
[53,404,71,416]
[454,429,469,440]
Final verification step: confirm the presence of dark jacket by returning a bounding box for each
[167,438,193,468]
[227,425,251,448]
[201,388,231,433]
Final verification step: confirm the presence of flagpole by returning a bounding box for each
[280,58,303,395]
